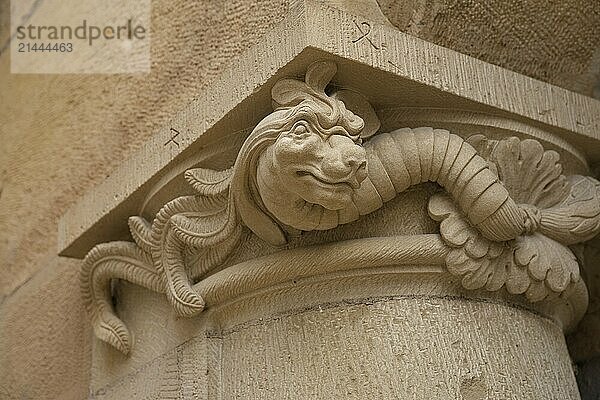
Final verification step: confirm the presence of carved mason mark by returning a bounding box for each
[164,127,181,147]
[351,20,379,50]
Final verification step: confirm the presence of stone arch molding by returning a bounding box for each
[81,60,600,354]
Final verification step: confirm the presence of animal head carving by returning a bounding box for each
[234,61,379,233]
[259,112,367,210]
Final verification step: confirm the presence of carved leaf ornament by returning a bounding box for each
[82,60,600,353]
[429,137,600,302]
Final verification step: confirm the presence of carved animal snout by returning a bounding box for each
[322,135,367,187]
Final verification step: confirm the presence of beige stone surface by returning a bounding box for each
[0,254,91,400]
[0,0,289,398]
[90,270,582,399]
[67,11,600,380]
[0,0,290,297]
[220,297,579,399]
[2,0,600,398]
[59,2,600,259]
[379,0,600,99]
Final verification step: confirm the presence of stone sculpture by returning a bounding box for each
[82,60,600,354]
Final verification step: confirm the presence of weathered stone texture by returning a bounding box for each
[0,1,289,398]
[90,292,581,399]
[379,0,600,98]
[221,298,579,399]
[0,0,289,298]
[0,256,91,400]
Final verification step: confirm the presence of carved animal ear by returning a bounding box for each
[332,89,380,138]
[271,78,310,108]
[184,167,232,196]
[305,60,337,93]
[271,60,337,108]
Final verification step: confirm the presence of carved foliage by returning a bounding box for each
[81,168,242,353]
[430,195,579,301]
[468,135,570,206]
[429,136,600,301]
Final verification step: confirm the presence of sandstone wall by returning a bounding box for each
[0,0,598,398]
[0,1,289,398]
[380,0,600,99]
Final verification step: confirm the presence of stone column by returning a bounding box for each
[57,2,600,399]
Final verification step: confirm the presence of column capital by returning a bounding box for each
[77,58,600,354]
[57,4,600,397]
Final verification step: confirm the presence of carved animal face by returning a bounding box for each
[266,119,367,210]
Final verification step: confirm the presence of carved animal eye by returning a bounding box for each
[292,124,308,136]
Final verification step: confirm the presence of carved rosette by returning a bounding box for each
[81,60,600,354]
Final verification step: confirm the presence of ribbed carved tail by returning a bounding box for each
[81,242,164,354]
[362,127,530,241]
